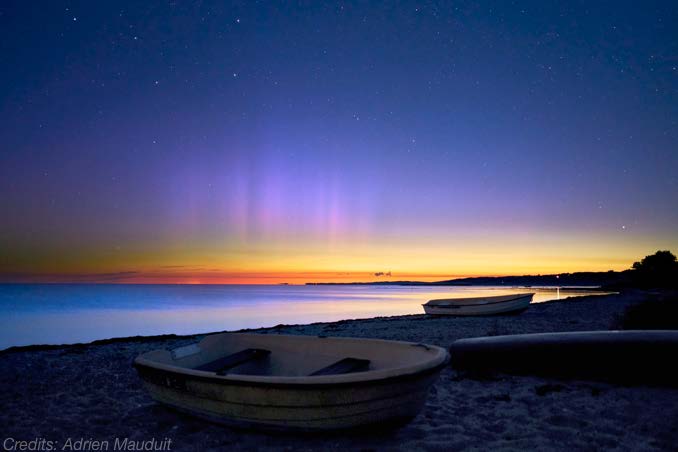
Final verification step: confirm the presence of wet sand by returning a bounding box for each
[2,291,677,451]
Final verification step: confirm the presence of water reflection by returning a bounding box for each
[0,285,611,349]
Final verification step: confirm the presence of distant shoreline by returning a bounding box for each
[306,282,608,289]
[306,271,630,288]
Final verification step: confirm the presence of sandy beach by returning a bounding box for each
[2,291,677,451]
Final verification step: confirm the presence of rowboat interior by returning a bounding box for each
[138,333,447,382]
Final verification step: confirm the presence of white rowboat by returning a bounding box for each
[134,333,449,431]
[423,293,534,316]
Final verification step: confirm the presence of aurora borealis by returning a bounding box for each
[1,1,677,284]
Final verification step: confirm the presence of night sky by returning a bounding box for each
[1,1,677,283]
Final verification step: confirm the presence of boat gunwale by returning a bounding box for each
[134,335,450,390]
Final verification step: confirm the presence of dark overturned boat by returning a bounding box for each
[423,293,534,316]
[134,333,449,430]
[450,330,678,386]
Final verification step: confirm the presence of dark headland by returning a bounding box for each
[307,250,678,290]
[306,271,625,287]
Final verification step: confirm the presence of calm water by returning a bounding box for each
[0,284,608,349]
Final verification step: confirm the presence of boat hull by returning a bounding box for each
[423,293,533,316]
[134,334,449,431]
[135,365,441,430]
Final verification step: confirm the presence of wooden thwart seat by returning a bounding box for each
[309,357,371,376]
[195,348,271,375]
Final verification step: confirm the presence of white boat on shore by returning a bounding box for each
[134,333,449,431]
[423,293,534,316]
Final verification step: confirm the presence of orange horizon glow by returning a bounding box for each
[0,262,636,285]
[2,229,675,285]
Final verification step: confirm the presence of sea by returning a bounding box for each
[0,284,608,350]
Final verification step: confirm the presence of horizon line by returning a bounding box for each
[0,269,624,285]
